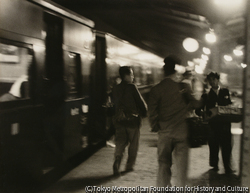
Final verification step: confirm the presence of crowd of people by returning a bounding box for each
[109,55,235,187]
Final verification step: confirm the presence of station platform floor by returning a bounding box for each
[41,119,242,193]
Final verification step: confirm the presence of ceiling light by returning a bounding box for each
[233,49,243,56]
[195,65,203,74]
[182,38,199,52]
[201,54,209,61]
[203,47,211,55]
[241,63,247,68]
[187,61,194,67]
[205,32,216,43]
[224,55,232,61]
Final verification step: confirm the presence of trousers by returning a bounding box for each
[114,123,140,170]
[157,132,189,187]
[208,122,232,170]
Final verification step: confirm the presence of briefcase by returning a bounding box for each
[204,106,242,123]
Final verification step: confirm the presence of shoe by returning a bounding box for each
[225,168,235,174]
[113,156,121,176]
[125,167,134,172]
[210,166,219,171]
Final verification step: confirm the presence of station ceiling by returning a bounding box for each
[52,0,247,65]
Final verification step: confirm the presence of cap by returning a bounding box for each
[163,55,181,76]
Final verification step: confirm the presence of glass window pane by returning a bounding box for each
[0,42,33,102]
[64,52,81,99]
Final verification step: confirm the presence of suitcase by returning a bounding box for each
[186,117,209,147]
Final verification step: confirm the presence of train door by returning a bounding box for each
[42,12,65,166]
[43,12,93,163]
[88,32,107,145]
[63,52,84,158]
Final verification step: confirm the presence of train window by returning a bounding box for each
[0,40,33,102]
[64,52,82,99]
[132,65,142,85]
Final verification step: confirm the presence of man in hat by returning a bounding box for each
[148,55,202,187]
[197,72,233,174]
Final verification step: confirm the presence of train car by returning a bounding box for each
[0,0,96,190]
[0,0,164,190]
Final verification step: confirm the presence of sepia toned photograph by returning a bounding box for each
[0,0,249,192]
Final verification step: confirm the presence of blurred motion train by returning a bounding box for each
[0,0,164,189]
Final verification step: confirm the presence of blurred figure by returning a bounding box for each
[112,66,147,176]
[197,72,233,174]
[181,69,193,86]
[0,75,28,102]
[148,55,201,187]
[105,76,122,148]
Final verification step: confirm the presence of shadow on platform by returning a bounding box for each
[43,174,120,192]
[188,169,240,187]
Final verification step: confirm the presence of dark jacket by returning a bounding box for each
[196,87,232,119]
[205,88,232,109]
[148,78,202,138]
[112,81,147,121]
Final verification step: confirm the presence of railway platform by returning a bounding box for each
[40,118,242,193]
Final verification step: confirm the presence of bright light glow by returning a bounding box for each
[200,60,207,70]
[88,53,95,60]
[41,30,47,39]
[182,38,199,52]
[205,33,216,43]
[214,0,243,6]
[231,128,243,135]
[33,45,45,52]
[119,60,128,66]
[233,49,243,56]
[224,55,233,61]
[117,45,139,55]
[187,61,194,67]
[105,58,112,64]
[175,64,186,74]
[201,54,209,61]
[203,47,211,55]
[241,63,247,68]
[195,65,203,74]
[68,53,76,58]
[220,73,228,85]
[136,53,160,61]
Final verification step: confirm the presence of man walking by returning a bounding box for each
[148,55,201,187]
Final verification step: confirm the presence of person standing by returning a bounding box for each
[112,66,147,176]
[198,72,233,174]
[148,55,201,187]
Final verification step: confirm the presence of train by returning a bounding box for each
[0,0,164,190]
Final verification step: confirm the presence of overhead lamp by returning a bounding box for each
[187,61,194,67]
[182,38,199,52]
[241,63,247,68]
[203,47,211,55]
[205,30,216,43]
[201,54,209,61]
[224,55,232,61]
[233,49,243,56]
[195,65,203,74]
